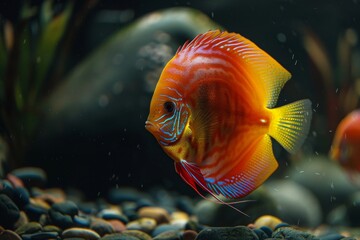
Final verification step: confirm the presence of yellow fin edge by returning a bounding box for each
[269,99,312,154]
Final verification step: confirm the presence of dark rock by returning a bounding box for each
[51,201,79,217]
[49,200,79,228]
[259,226,272,237]
[288,156,357,215]
[253,229,269,239]
[175,197,194,215]
[196,226,259,240]
[153,230,182,240]
[0,193,20,228]
[184,220,205,233]
[265,180,322,227]
[319,233,345,240]
[21,231,59,240]
[346,191,360,226]
[10,168,47,188]
[182,230,197,240]
[90,218,114,236]
[15,222,42,235]
[48,208,73,229]
[11,187,30,208]
[108,188,143,204]
[152,224,184,237]
[272,226,319,240]
[24,203,48,222]
[98,209,128,223]
[62,228,100,240]
[195,187,276,226]
[0,230,22,240]
[274,223,290,230]
[136,198,155,210]
[0,180,16,197]
[73,215,91,228]
[100,233,139,240]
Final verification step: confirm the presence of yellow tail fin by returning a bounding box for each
[269,99,312,153]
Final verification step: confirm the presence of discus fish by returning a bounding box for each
[330,110,360,178]
[145,30,312,204]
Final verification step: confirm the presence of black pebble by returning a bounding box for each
[0,193,20,229]
[196,226,259,240]
[51,200,79,216]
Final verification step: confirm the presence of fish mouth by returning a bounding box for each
[145,120,155,133]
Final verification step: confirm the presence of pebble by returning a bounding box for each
[90,218,114,236]
[10,168,47,188]
[182,230,197,240]
[153,230,182,240]
[13,211,29,228]
[99,233,139,240]
[0,230,22,240]
[21,231,59,240]
[196,226,258,240]
[98,209,128,223]
[152,224,184,237]
[127,218,157,233]
[107,219,127,233]
[43,225,61,233]
[73,215,91,228]
[48,200,79,228]
[62,228,101,240]
[253,215,282,230]
[52,201,79,216]
[0,193,20,228]
[15,222,42,235]
[108,188,143,203]
[48,208,74,229]
[121,230,153,240]
[272,226,318,239]
[138,207,170,224]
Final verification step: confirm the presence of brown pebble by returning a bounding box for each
[62,228,100,240]
[107,220,126,233]
[182,230,197,240]
[0,230,22,240]
[138,207,170,224]
[30,197,50,209]
[253,215,282,230]
[6,174,24,188]
[126,218,157,233]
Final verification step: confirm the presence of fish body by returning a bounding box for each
[330,110,360,173]
[146,30,312,200]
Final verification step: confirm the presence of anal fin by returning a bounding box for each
[206,135,278,198]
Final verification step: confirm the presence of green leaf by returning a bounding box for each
[40,0,53,27]
[33,1,73,103]
[15,24,31,111]
[0,22,7,104]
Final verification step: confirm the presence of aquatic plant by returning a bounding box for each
[0,0,97,171]
[301,27,360,150]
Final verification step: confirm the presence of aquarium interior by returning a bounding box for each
[0,0,360,239]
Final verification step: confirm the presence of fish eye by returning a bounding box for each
[164,101,175,113]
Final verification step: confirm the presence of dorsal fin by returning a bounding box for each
[177,30,291,108]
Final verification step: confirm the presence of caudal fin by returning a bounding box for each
[269,99,312,154]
